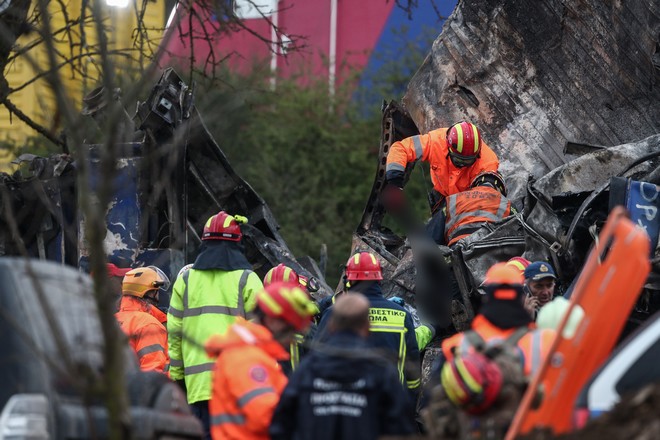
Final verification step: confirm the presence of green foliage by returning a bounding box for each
[191,25,438,284]
[195,70,380,283]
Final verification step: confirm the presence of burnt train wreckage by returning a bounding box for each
[0,0,658,337]
[0,69,332,304]
[350,0,660,339]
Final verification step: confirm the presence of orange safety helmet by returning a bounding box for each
[202,211,246,241]
[345,252,383,282]
[470,171,507,196]
[255,282,317,332]
[122,266,170,298]
[483,262,524,300]
[441,351,503,415]
[447,122,482,167]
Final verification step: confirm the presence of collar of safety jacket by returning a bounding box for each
[205,317,289,361]
[118,296,167,324]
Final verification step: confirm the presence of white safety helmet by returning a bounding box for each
[537,297,585,339]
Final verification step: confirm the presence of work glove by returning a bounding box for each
[388,296,406,307]
[381,183,406,214]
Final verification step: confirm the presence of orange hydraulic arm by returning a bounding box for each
[505,206,651,438]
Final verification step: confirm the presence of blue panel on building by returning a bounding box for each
[357,1,457,109]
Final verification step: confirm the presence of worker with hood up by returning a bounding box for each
[167,211,263,439]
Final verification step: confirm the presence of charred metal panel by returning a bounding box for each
[0,155,77,265]
[136,69,332,297]
[403,0,660,200]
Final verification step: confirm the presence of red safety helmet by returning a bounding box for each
[202,211,246,241]
[441,351,503,415]
[264,264,300,287]
[447,122,482,168]
[470,171,507,196]
[345,252,383,282]
[483,262,524,300]
[263,264,321,294]
[256,282,317,332]
[107,263,132,278]
[505,257,531,275]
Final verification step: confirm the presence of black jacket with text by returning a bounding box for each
[269,331,416,440]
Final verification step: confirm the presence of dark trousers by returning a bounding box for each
[425,209,446,245]
[190,400,211,440]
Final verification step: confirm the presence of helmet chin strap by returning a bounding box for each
[144,291,159,307]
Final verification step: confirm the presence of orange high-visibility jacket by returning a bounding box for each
[385,128,499,198]
[441,315,555,377]
[116,296,169,372]
[444,186,512,246]
[206,318,289,440]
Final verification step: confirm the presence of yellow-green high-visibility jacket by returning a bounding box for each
[167,268,263,404]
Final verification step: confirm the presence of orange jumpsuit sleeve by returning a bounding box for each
[385,131,436,181]
[227,358,282,436]
[135,323,169,372]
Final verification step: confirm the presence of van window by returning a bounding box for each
[615,338,660,396]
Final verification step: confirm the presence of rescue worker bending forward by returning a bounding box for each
[205,282,316,440]
[382,121,499,242]
[115,266,170,372]
[167,211,263,439]
[316,252,422,401]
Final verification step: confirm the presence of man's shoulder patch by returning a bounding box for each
[249,365,268,383]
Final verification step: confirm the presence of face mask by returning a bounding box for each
[448,151,477,168]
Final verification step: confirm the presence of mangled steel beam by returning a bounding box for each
[0,154,78,265]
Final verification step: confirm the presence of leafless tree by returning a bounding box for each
[0,1,302,438]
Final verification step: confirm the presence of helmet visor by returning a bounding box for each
[449,151,477,168]
[298,275,320,293]
[148,266,171,291]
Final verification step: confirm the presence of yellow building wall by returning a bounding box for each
[0,0,166,170]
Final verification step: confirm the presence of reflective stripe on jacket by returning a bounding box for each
[167,268,263,404]
[441,315,555,376]
[116,296,169,373]
[206,318,289,440]
[385,128,499,197]
[444,186,512,246]
[289,333,305,372]
[315,283,421,395]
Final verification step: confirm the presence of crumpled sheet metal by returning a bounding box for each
[403,0,660,199]
[533,134,660,199]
